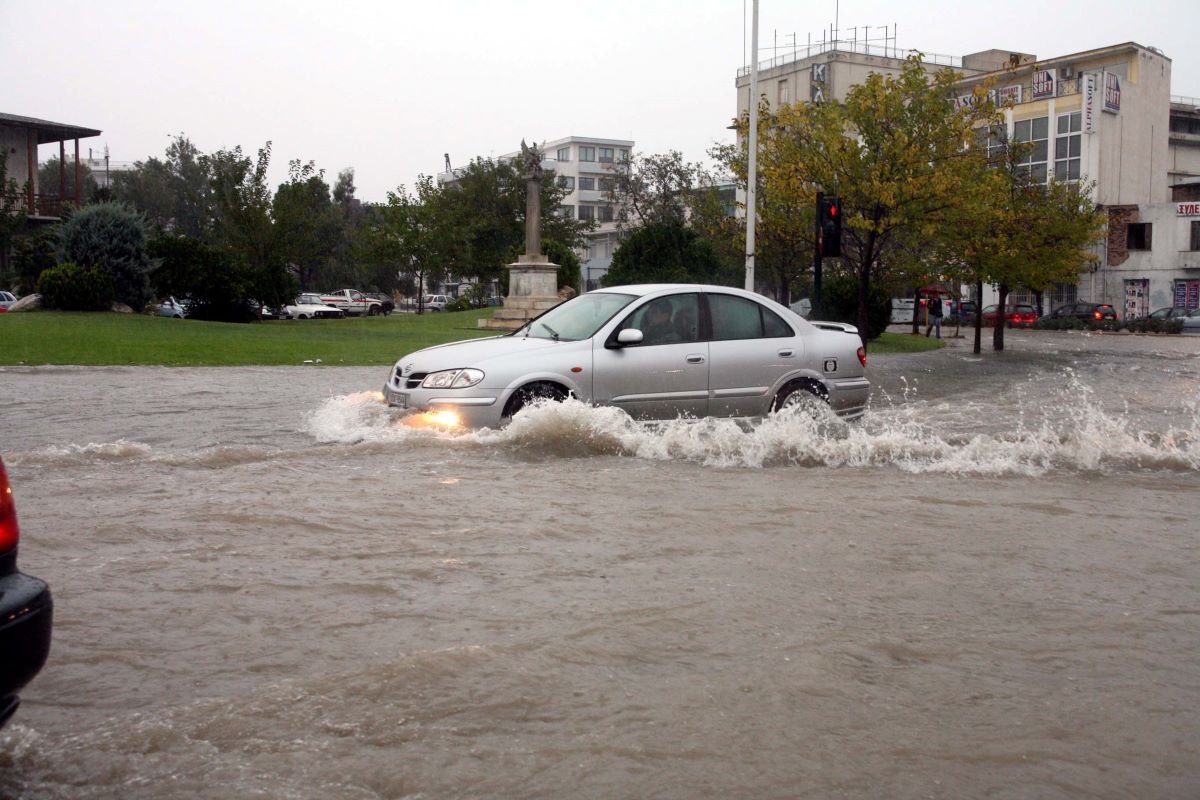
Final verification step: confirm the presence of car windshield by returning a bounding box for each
[518,292,636,341]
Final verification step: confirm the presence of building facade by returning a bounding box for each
[734,39,1200,316]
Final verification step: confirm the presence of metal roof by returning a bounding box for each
[0,113,102,144]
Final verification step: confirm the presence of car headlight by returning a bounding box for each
[421,368,484,389]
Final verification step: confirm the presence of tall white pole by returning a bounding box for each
[744,0,759,293]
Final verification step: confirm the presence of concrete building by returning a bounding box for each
[440,135,633,291]
[1,112,102,221]
[734,38,1200,316]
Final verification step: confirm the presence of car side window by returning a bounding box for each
[708,294,791,340]
[620,293,700,346]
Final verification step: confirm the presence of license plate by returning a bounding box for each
[389,390,409,408]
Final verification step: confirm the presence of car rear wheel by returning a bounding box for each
[771,381,829,416]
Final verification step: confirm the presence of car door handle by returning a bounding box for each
[686,354,705,364]
[777,349,795,357]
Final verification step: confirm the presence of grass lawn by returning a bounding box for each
[0,310,499,366]
[1,310,944,366]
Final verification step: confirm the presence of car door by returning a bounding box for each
[591,293,708,420]
[705,292,800,417]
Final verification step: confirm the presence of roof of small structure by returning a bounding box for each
[0,113,102,144]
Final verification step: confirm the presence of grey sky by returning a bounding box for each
[3,0,1196,202]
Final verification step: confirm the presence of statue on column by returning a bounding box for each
[520,139,544,260]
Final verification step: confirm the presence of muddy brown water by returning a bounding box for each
[1,330,1198,799]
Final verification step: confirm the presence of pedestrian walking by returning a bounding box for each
[925,294,943,338]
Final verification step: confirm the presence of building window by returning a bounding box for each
[578,177,595,191]
[598,177,615,193]
[558,205,574,219]
[1055,112,1082,181]
[1126,223,1152,250]
[599,147,614,163]
[556,146,571,162]
[1191,220,1200,251]
[777,80,789,106]
[579,146,596,162]
[976,125,1007,165]
[578,205,595,222]
[557,176,575,192]
[617,148,629,163]
[1050,282,1077,308]
[598,205,614,222]
[1013,116,1049,182]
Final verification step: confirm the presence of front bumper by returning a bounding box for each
[0,570,53,727]
[384,384,506,429]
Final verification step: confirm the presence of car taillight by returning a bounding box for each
[1093,310,1102,319]
[857,347,867,367]
[0,457,18,554]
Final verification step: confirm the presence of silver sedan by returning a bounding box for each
[383,284,870,429]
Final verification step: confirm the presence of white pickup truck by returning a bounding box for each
[318,289,385,316]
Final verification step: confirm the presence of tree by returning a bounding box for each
[601,220,732,287]
[371,176,455,312]
[56,202,155,309]
[605,150,698,228]
[273,160,343,290]
[937,133,1106,352]
[111,135,213,237]
[728,56,998,347]
[0,157,28,285]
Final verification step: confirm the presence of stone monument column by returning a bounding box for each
[479,140,564,330]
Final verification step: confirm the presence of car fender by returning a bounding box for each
[499,370,589,406]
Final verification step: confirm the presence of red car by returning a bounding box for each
[979,303,1039,327]
[0,456,53,728]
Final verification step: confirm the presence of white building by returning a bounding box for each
[734,37,1200,316]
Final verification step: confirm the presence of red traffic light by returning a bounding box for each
[828,204,838,217]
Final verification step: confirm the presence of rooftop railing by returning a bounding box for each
[1171,95,1200,107]
[737,40,961,78]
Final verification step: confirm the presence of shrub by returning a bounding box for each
[37,261,115,310]
[446,295,472,312]
[57,202,154,310]
[820,272,892,340]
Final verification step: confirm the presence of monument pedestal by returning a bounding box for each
[478,256,562,331]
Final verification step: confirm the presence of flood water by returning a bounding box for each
[1,330,1198,799]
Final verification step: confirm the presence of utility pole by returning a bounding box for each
[744,0,759,293]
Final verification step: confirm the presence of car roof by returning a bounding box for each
[595,283,773,300]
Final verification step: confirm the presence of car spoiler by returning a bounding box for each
[810,321,860,334]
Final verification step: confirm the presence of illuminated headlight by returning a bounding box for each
[421,368,484,389]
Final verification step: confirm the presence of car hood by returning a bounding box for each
[399,334,579,370]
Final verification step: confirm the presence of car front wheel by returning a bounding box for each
[503,382,569,420]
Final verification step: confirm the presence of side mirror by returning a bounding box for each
[616,328,643,346]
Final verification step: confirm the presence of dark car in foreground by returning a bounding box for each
[0,456,53,728]
[1047,302,1118,322]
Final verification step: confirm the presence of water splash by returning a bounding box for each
[303,378,1199,475]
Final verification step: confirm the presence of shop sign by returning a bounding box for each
[1178,202,1200,216]
[1031,69,1056,99]
[1083,74,1097,133]
[996,84,1023,106]
[1103,73,1121,113]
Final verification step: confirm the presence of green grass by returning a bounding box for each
[869,331,946,353]
[0,310,499,366]
[0,310,946,366]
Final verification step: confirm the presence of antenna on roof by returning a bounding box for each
[444,153,452,173]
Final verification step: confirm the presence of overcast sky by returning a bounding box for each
[3,0,1197,202]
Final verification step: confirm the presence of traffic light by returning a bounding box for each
[818,194,842,257]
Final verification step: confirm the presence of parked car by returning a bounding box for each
[1142,306,1192,321]
[384,284,870,429]
[0,456,53,729]
[1046,302,1118,322]
[980,303,1039,327]
[365,293,395,315]
[0,291,17,312]
[422,294,449,312]
[949,300,977,320]
[1182,308,1200,331]
[155,296,187,318]
[286,295,345,319]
